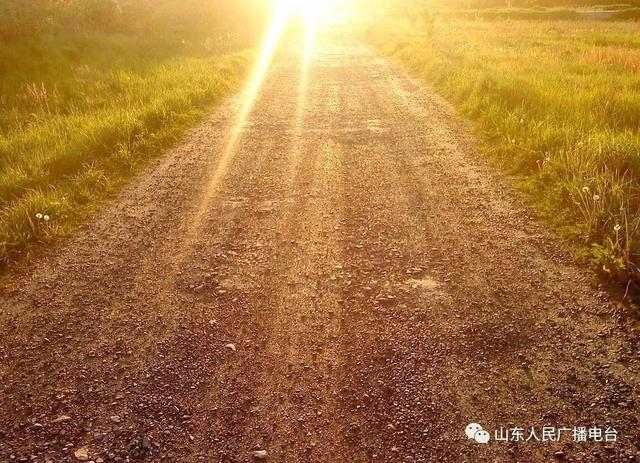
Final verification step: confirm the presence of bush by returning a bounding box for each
[0,0,53,40]
[612,7,640,19]
[71,0,125,31]
[0,0,270,46]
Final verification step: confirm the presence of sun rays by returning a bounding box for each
[293,11,320,155]
[197,0,333,214]
[188,0,335,231]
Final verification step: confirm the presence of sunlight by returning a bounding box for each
[294,11,319,151]
[286,11,319,181]
[231,6,288,145]
[276,0,336,20]
[190,6,289,224]
[193,0,336,222]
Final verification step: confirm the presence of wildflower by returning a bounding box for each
[520,118,524,124]
[35,213,43,220]
[614,224,621,232]
[511,139,516,144]
[43,215,50,222]
[593,194,600,202]
[582,186,590,194]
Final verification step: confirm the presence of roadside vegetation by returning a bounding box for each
[0,0,268,270]
[366,8,640,287]
[437,6,640,21]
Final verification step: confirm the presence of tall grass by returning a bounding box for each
[366,17,640,286]
[372,0,640,10]
[0,1,265,269]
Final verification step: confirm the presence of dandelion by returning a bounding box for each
[43,215,50,222]
[511,139,516,144]
[614,224,621,232]
[582,186,590,194]
[35,213,43,220]
[593,194,600,202]
[519,117,524,124]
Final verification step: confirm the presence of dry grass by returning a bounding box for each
[366,16,640,285]
[579,46,640,72]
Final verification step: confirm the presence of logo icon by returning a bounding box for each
[465,423,490,444]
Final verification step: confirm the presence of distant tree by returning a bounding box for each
[0,0,271,47]
[0,0,51,39]
[70,0,124,31]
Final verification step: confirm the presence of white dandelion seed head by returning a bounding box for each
[35,213,43,220]
[593,194,601,201]
[614,224,621,232]
[582,186,590,193]
[43,215,50,222]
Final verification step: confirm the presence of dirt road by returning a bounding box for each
[1,25,639,463]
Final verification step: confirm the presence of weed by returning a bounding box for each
[367,17,640,286]
[0,2,259,270]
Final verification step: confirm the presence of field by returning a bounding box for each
[366,15,640,286]
[0,0,266,269]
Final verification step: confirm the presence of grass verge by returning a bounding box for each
[0,32,252,270]
[365,16,640,287]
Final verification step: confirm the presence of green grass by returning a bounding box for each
[366,17,640,285]
[0,31,253,269]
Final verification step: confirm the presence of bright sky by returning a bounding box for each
[276,0,337,18]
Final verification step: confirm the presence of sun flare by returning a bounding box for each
[275,0,336,20]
